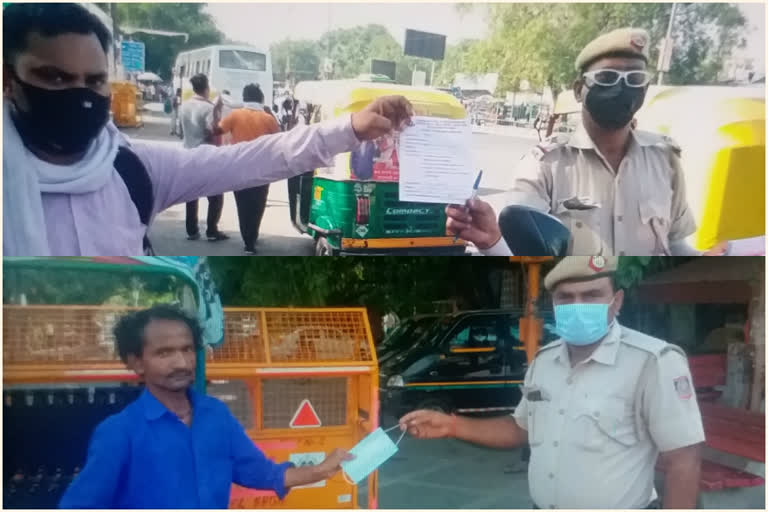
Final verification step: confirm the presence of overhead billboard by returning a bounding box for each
[404,29,446,61]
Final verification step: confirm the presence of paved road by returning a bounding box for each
[358,436,532,509]
[125,110,537,256]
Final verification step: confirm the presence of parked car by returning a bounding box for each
[377,314,440,365]
[379,309,557,420]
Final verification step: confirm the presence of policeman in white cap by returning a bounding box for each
[446,28,728,257]
[400,256,705,509]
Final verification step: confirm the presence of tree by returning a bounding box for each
[208,257,508,318]
[113,3,223,79]
[433,40,483,86]
[271,39,322,82]
[316,24,402,79]
[443,3,747,96]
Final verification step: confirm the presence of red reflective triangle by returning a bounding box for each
[289,399,322,428]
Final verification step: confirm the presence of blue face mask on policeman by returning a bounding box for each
[554,297,616,346]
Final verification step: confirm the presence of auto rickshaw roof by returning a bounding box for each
[294,80,465,116]
[636,85,765,128]
[554,84,763,118]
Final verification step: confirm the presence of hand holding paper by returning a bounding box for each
[398,116,476,203]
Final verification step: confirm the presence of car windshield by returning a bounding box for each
[380,317,437,351]
[219,50,266,71]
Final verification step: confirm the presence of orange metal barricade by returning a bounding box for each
[207,307,380,509]
[3,305,141,383]
[3,305,380,509]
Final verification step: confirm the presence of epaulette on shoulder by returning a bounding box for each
[620,326,685,359]
[659,134,682,156]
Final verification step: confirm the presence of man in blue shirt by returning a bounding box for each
[59,305,352,509]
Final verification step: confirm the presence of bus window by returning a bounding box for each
[180,65,186,78]
[206,60,211,74]
[219,49,266,71]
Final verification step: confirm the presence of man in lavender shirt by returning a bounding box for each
[3,3,413,256]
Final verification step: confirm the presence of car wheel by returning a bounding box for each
[416,398,454,415]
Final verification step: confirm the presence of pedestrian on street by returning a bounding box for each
[170,88,181,136]
[400,256,705,510]
[179,73,229,242]
[59,305,353,508]
[445,28,727,257]
[216,84,280,254]
[3,3,413,256]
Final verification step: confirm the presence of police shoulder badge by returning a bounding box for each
[588,256,606,272]
[673,376,692,400]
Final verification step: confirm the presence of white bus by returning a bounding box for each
[173,44,273,106]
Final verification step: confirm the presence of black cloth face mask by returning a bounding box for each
[584,83,646,131]
[10,73,111,155]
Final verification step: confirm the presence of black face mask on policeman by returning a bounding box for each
[584,82,646,131]
[10,72,111,156]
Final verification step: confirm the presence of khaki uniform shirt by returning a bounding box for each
[508,126,697,256]
[513,322,705,509]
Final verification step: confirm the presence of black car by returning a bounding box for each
[379,309,557,421]
[377,314,440,366]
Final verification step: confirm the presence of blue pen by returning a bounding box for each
[454,170,483,242]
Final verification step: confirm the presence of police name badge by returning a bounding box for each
[673,376,692,400]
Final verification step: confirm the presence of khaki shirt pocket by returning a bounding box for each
[553,201,602,255]
[528,400,552,447]
[570,397,639,452]
[638,195,673,256]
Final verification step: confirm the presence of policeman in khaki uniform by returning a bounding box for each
[400,256,705,509]
[445,28,726,257]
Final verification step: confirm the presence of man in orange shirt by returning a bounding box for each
[217,84,280,254]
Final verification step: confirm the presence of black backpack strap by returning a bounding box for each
[114,146,156,255]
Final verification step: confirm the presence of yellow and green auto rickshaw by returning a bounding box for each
[546,85,765,252]
[289,80,469,256]
[635,85,765,251]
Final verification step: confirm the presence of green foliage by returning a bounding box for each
[269,24,435,85]
[615,256,695,290]
[3,267,183,306]
[271,39,322,82]
[440,3,747,96]
[209,257,508,316]
[114,3,223,79]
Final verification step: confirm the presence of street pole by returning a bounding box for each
[430,60,436,86]
[658,2,677,85]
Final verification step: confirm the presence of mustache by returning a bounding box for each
[168,370,193,379]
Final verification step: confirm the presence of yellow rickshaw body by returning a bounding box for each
[110,81,142,128]
[636,86,765,249]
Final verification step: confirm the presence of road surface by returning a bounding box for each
[126,109,537,256]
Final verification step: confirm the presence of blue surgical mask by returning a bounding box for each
[554,300,614,346]
[341,426,404,484]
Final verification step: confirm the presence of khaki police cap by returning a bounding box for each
[544,256,619,291]
[575,28,650,71]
